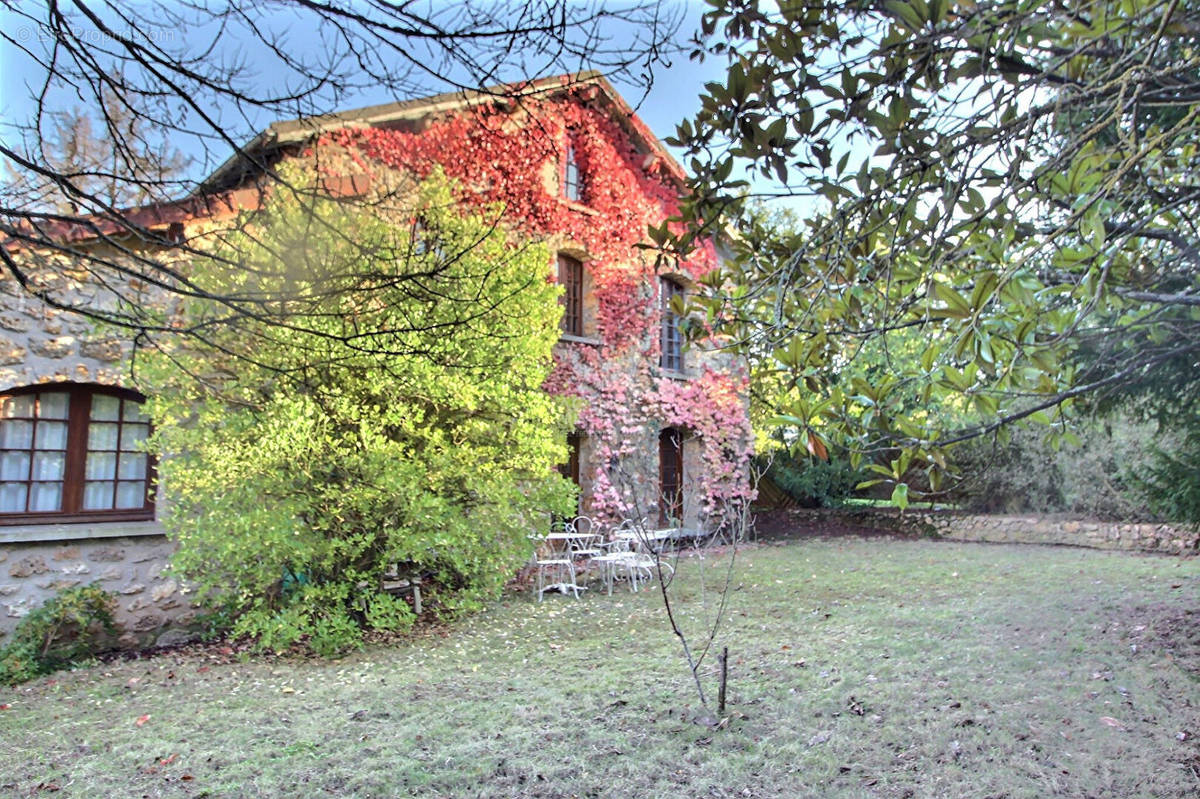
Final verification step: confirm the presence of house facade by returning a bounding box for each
[0,73,753,643]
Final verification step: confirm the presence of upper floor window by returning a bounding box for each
[558,254,584,336]
[660,277,684,372]
[0,385,154,524]
[564,140,584,203]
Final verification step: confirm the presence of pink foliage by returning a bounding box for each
[657,368,757,522]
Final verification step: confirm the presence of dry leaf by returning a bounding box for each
[1099,716,1125,729]
[806,431,829,461]
[135,714,150,726]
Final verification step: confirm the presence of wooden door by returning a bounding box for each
[659,427,683,526]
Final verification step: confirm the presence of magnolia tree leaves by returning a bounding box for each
[672,0,1200,500]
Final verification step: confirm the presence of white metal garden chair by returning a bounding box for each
[590,518,675,594]
[534,518,583,601]
[567,515,603,559]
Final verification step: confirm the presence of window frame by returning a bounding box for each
[560,431,583,515]
[659,427,684,526]
[0,384,155,526]
[563,139,584,203]
[659,276,685,373]
[557,253,585,336]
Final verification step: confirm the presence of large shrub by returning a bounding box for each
[143,171,574,655]
[1134,416,1200,526]
[759,452,868,508]
[947,414,1177,520]
[0,584,117,685]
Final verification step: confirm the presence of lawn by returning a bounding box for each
[2,536,1197,798]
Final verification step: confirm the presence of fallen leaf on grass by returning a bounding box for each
[160,754,178,765]
[135,714,150,726]
[181,775,194,781]
[0,703,10,710]
[34,782,60,792]
[1099,716,1126,730]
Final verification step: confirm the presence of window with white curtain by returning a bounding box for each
[0,385,154,523]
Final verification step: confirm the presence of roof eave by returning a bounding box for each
[197,71,690,194]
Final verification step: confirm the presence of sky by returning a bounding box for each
[0,1,730,192]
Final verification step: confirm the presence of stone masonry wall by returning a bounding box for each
[0,528,194,648]
[770,507,1199,555]
[0,242,203,648]
[0,252,151,393]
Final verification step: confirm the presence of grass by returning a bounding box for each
[1,536,1197,798]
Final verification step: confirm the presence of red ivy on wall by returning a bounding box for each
[321,90,714,354]
[316,88,751,524]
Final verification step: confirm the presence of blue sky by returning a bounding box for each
[0,1,728,189]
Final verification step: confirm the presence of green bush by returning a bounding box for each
[142,170,574,656]
[0,584,117,685]
[1133,420,1200,526]
[947,414,1178,520]
[760,453,868,508]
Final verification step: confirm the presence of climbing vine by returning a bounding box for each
[316,83,752,524]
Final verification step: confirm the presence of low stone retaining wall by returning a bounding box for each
[767,507,1199,554]
[927,513,1197,553]
[0,523,196,647]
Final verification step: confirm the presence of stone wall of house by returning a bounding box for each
[0,261,138,393]
[0,254,197,647]
[553,333,749,531]
[0,526,195,647]
[765,507,1199,554]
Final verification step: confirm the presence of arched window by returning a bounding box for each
[0,384,154,524]
[558,254,585,336]
[660,276,684,372]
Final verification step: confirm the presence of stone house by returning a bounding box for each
[0,72,753,644]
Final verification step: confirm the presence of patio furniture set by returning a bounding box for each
[531,516,681,601]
